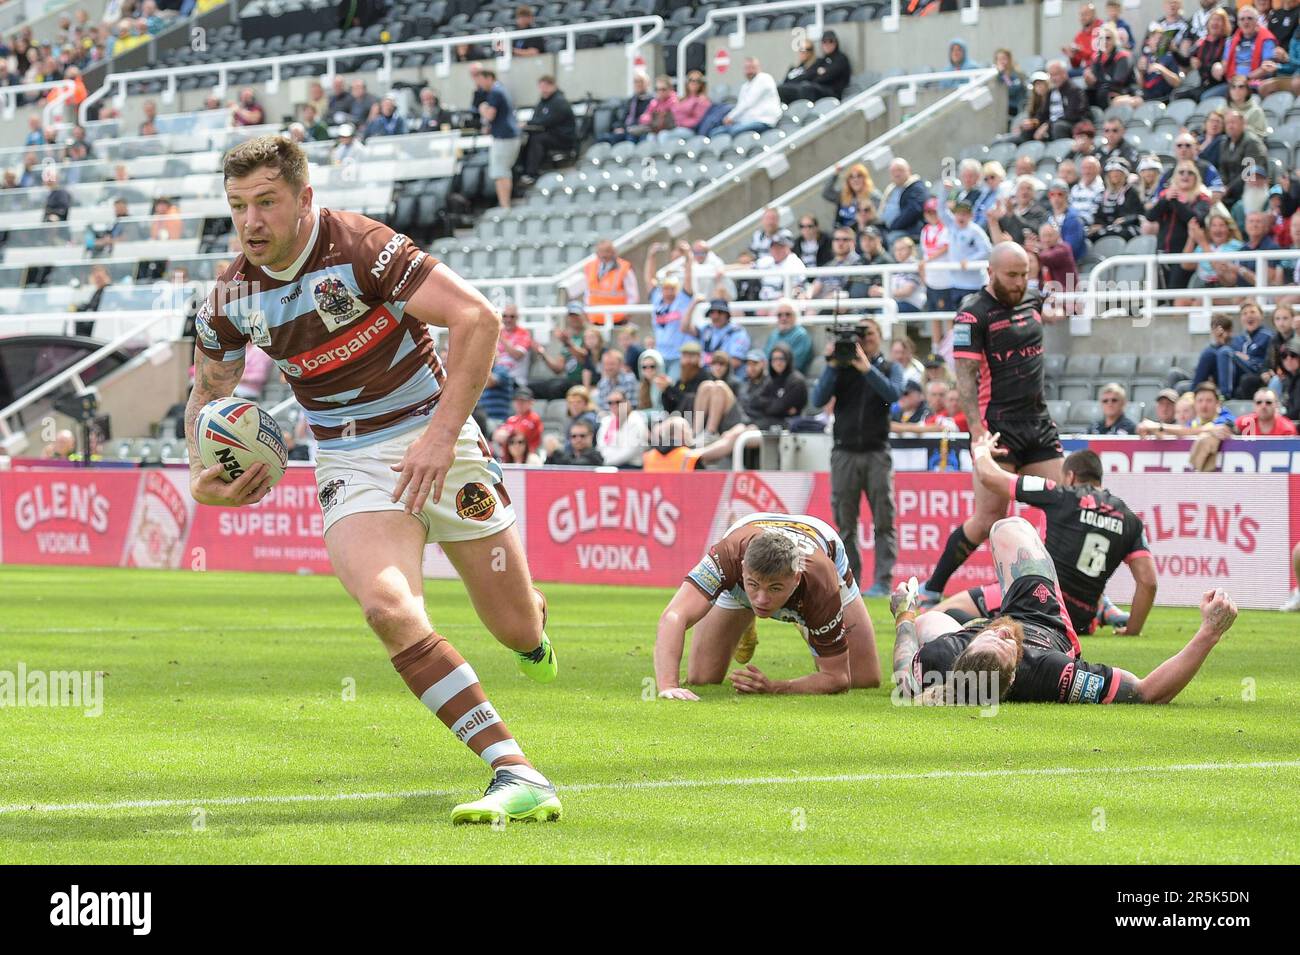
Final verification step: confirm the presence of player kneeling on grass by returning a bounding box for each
[891,517,1237,704]
[930,435,1158,636]
[186,135,559,825]
[654,513,881,699]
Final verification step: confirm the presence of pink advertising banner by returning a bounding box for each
[0,465,1293,609]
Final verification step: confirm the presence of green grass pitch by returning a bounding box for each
[2,564,1297,864]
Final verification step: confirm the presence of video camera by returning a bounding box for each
[829,318,864,366]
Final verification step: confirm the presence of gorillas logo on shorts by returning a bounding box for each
[455,482,496,522]
[1032,583,1052,604]
[318,478,346,514]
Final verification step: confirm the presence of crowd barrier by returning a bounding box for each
[2,459,1296,610]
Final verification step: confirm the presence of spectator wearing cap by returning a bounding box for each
[1069,156,1105,226]
[754,229,808,301]
[696,298,752,370]
[594,347,639,412]
[581,239,639,326]
[889,380,929,427]
[1098,117,1139,170]
[764,299,813,375]
[1149,387,1181,426]
[1135,154,1165,203]
[811,226,866,301]
[1090,157,1145,239]
[737,349,770,418]
[1043,179,1087,261]
[1091,382,1139,434]
[332,124,364,164]
[880,158,928,244]
[938,195,993,305]
[645,241,698,377]
[920,196,953,310]
[1024,60,1089,142]
[501,385,544,454]
[722,56,782,136]
[946,158,996,230]
[778,29,851,103]
[477,362,517,429]
[1237,387,1299,434]
[363,95,408,139]
[1083,23,1136,108]
[794,215,833,268]
[529,302,593,399]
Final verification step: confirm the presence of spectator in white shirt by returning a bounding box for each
[596,389,649,467]
[721,57,783,135]
[1069,155,1105,225]
[659,238,735,300]
[755,229,808,301]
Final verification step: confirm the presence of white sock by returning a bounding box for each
[499,764,549,786]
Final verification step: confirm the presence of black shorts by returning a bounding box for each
[1000,574,1078,655]
[986,414,1063,469]
[969,581,1098,636]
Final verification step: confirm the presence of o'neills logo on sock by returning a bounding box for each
[283,307,397,379]
[454,704,496,741]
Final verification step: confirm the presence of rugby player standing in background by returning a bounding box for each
[918,242,1068,606]
[185,135,561,825]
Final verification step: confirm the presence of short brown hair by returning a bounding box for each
[223,134,309,193]
[1210,313,1234,334]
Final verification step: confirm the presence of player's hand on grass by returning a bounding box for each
[191,461,273,507]
[390,430,455,515]
[1199,588,1238,640]
[729,663,774,694]
[657,686,700,701]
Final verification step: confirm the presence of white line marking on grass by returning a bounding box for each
[2,760,1297,816]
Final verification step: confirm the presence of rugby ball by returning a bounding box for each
[195,397,288,486]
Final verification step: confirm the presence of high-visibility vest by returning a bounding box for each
[584,257,632,325]
[642,447,699,472]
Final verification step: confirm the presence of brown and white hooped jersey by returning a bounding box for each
[685,512,859,657]
[194,208,443,450]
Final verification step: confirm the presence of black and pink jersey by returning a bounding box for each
[951,288,1049,421]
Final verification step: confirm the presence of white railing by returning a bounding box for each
[79,16,667,126]
[1083,247,1300,326]
[0,309,184,454]
[1,77,75,123]
[675,0,835,96]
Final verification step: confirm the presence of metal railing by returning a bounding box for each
[880,0,982,33]
[79,15,667,126]
[0,309,185,454]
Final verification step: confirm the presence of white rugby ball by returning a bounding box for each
[195,397,288,486]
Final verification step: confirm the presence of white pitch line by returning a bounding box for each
[1,760,1297,816]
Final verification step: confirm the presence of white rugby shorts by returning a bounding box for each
[314,419,515,543]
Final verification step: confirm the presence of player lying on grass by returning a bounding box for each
[654,513,881,699]
[891,516,1237,704]
[930,436,1158,636]
[186,135,559,825]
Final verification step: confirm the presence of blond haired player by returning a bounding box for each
[185,135,560,824]
[655,513,881,699]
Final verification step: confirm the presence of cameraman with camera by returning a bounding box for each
[811,317,903,597]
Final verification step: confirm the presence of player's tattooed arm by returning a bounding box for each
[1108,669,1145,703]
[891,616,922,698]
[185,348,245,479]
[955,358,984,439]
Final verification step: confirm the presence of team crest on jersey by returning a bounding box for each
[455,482,496,522]
[195,301,218,349]
[312,274,368,331]
[247,309,272,347]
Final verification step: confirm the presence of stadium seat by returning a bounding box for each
[1225,399,1254,418]
[1099,354,1138,384]
[1046,399,1070,424]
[1067,400,1100,429]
